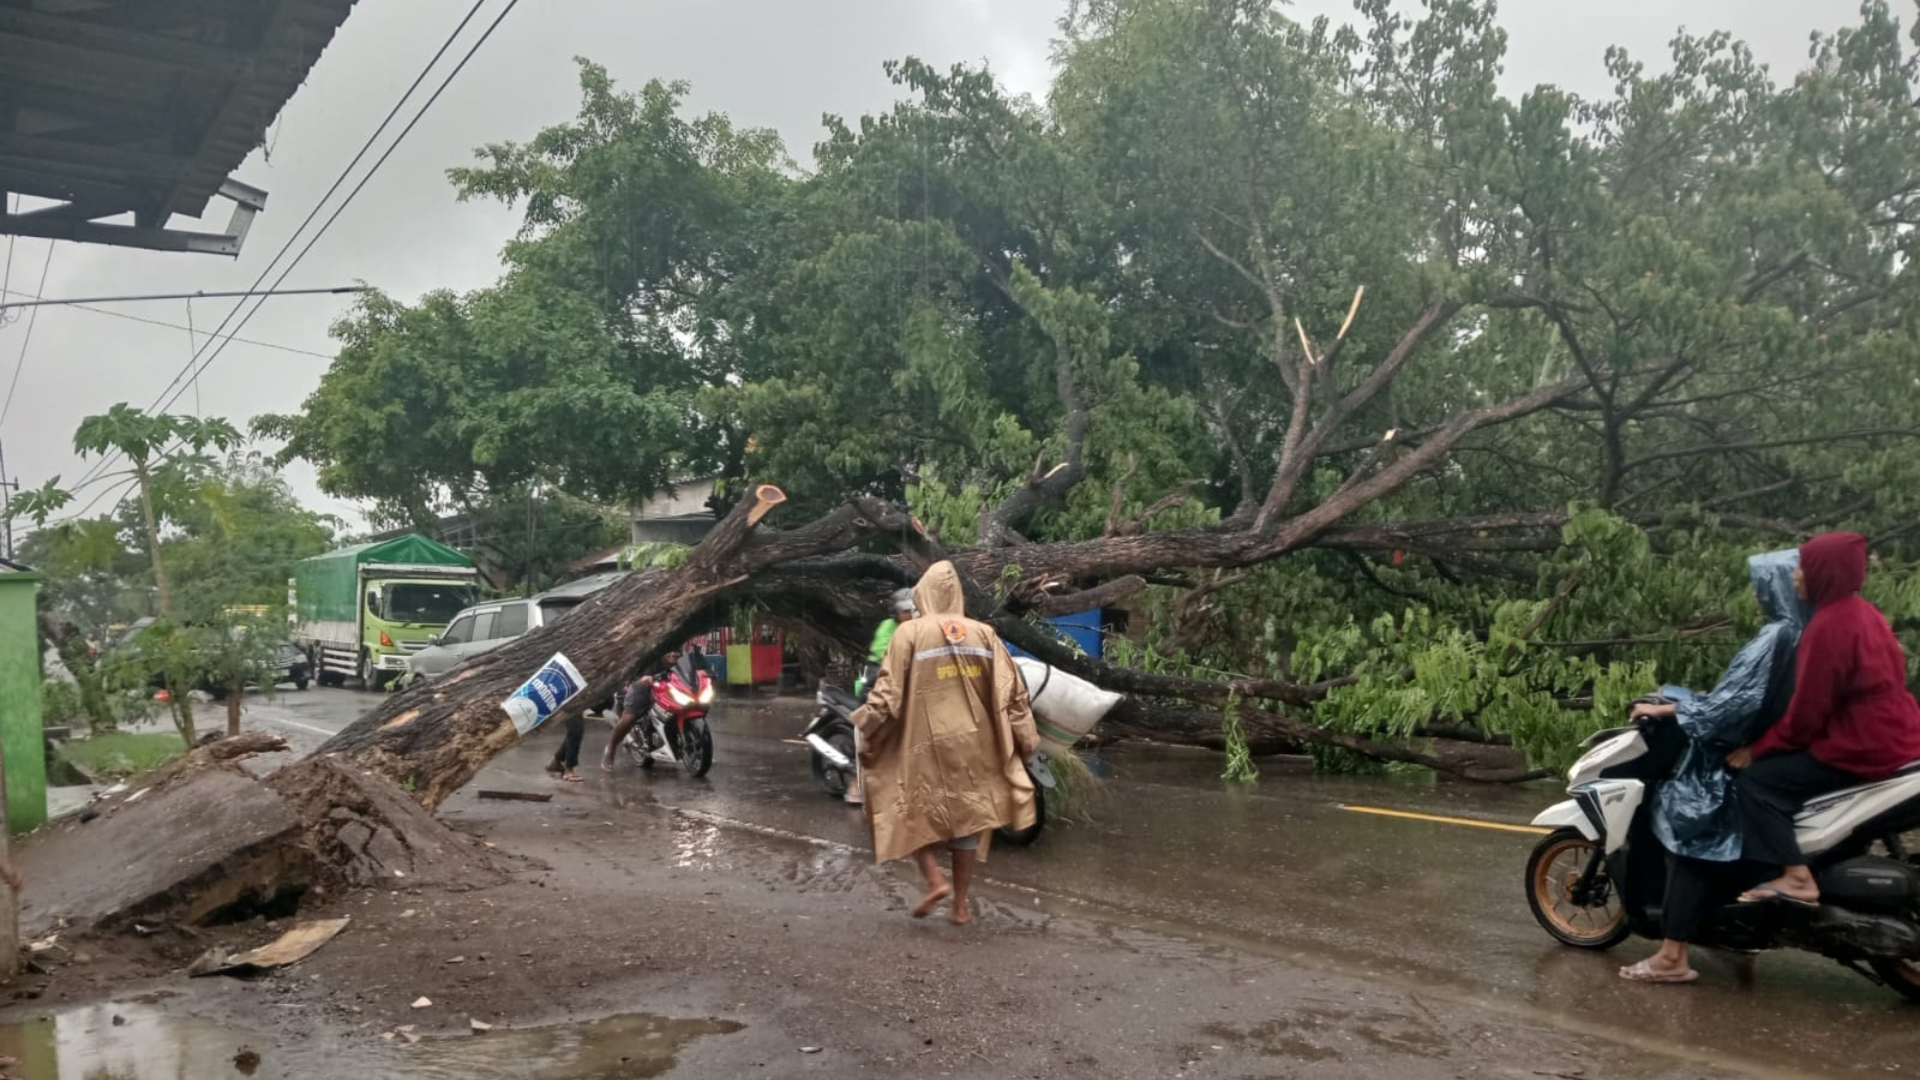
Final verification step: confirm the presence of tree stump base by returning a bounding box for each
[267,758,504,890]
[17,754,501,938]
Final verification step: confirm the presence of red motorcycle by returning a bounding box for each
[621,653,716,778]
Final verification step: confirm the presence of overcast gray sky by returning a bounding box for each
[0,0,1879,535]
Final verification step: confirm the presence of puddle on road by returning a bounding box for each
[0,1004,289,1079]
[399,1012,746,1079]
[0,1005,743,1080]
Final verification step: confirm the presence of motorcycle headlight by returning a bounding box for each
[698,684,715,704]
[669,686,693,707]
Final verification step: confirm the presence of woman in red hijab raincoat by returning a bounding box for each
[1731,532,1920,907]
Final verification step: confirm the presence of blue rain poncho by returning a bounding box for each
[1651,549,1809,862]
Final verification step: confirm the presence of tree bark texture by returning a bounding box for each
[311,487,904,808]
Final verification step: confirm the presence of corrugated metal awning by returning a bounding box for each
[0,0,360,254]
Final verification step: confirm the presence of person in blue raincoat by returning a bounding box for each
[1618,549,1808,984]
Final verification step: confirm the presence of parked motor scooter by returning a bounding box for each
[800,680,1050,845]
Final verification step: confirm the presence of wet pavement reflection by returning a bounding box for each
[452,699,1920,1077]
[395,1012,744,1079]
[0,1004,742,1080]
[0,1003,325,1079]
[263,689,1920,1075]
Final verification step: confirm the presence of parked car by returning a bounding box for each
[208,642,312,698]
[108,618,312,696]
[276,642,313,691]
[399,572,627,686]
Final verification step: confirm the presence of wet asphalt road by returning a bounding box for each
[240,687,1920,1076]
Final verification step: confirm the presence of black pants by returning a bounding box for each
[1732,750,1862,868]
[1662,855,1766,943]
[552,713,585,771]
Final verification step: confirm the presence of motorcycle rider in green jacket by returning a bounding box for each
[846,589,917,806]
[855,588,918,697]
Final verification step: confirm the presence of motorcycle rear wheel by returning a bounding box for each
[995,783,1046,847]
[679,718,714,779]
[1526,828,1629,949]
[1870,958,1920,1002]
[626,734,653,770]
[810,721,856,797]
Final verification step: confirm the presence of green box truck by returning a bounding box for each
[290,535,480,691]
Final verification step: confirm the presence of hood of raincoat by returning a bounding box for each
[1800,532,1868,608]
[912,561,966,619]
[1748,548,1809,625]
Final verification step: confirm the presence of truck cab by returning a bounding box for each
[358,575,475,686]
[291,535,480,691]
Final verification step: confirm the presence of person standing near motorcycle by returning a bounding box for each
[857,589,918,696]
[843,589,918,807]
[601,647,683,772]
[1617,549,1807,985]
[853,561,1039,926]
[547,709,588,782]
[1729,532,1920,907]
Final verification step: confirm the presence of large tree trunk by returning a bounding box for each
[304,486,902,808]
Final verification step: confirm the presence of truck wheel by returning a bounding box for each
[359,652,389,692]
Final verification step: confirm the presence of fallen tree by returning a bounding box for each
[290,286,1587,812]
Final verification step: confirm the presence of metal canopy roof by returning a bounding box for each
[0,0,359,255]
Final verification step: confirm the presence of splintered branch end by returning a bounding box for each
[1336,285,1365,341]
[745,485,787,525]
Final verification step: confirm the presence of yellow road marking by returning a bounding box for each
[1340,804,1551,836]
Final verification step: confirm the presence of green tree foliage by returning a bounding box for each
[21,449,335,745]
[258,63,789,529]
[270,2,1920,772]
[456,487,628,595]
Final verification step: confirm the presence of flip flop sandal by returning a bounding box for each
[1619,960,1699,984]
[1738,885,1819,909]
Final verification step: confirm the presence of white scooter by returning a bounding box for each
[1525,697,1920,999]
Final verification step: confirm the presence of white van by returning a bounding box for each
[399,572,625,684]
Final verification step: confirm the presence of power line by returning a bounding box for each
[66,0,501,496]
[140,0,494,415]
[0,241,56,429]
[0,285,334,358]
[150,0,525,422]
[0,284,368,314]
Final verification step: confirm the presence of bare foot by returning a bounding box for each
[950,901,972,927]
[911,883,951,919]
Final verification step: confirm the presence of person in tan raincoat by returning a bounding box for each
[853,561,1040,925]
